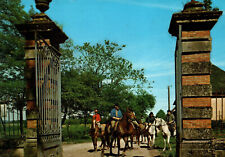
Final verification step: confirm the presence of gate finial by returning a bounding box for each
[35,0,52,13]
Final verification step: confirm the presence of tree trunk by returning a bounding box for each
[84,116,87,127]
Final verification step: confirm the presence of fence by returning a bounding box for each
[35,34,62,148]
[0,104,26,139]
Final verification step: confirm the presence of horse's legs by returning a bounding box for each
[130,135,133,149]
[147,134,150,147]
[101,136,105,157]
[122,136,128,157]
[110,135,114,155]
[113,138,117,147]
[106,134,110,148]
[152,134,155,148]
[163,137,166,151]
[92,136,97,151]
[137,134,140,146]
[167,135,172,151]
[117,137,121,156]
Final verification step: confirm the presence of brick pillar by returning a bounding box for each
[169,1,222,156]
[16,13,68,157]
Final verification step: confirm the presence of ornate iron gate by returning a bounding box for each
[35,33,61,147]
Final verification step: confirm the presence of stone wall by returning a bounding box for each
[169,0,223,156]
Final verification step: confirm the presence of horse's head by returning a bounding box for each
[155,117,166,127]
[92,119,96,129]
[124,108,136,120]
[154,117,162,127]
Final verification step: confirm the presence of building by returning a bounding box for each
[211,64,225,121]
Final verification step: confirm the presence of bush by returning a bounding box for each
[62,124,91,142]
[64,119,81,125]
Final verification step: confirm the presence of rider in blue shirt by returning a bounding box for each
[110,104,122,131]
[110,104,122,120]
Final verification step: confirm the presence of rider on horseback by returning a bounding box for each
[110,104,122,132]
[166,110,175,136]
[93,109,101,130]
[146,112,157,136]
[146,112,155,125]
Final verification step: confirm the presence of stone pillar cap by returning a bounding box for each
[15,13,68,44]
[168,1,222,37]
[183,0,204,12]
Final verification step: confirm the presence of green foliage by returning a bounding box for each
[156,109,166,120]
[62,124,90,142]
[0,0,35,108]
[0,0,30,80]
[203,0,212,10]
[202,0,219,11]
[211,64,225,94]
[131,90,156,119]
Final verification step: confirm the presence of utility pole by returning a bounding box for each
[168,86,171,111]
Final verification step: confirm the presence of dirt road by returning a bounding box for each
[63,141,160,157]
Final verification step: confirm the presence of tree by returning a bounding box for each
[131,90,156,119]
[60,40,155,125]
[75,41,148,89]
[156,109,166,120]
[0,0,34,134]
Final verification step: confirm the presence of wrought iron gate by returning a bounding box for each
[35,33,61,147]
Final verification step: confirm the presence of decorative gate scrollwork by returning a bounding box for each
[35,33,61,146]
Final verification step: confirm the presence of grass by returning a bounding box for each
[154,133,176,157]
[0,122,26,139]
[62,123,92,143]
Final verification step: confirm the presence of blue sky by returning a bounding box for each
[21,0,225,114]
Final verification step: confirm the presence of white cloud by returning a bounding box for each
[134,60,174,70]
[146,71,174,78]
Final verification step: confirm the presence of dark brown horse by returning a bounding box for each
[89,119,107,151]
[101,108,137,157]
[136,122,151,147]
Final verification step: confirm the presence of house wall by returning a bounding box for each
[211,97,225,121]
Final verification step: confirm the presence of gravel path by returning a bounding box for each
[63,141,160,157]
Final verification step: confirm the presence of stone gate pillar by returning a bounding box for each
[16,11,67,157]
[169,1,222,156]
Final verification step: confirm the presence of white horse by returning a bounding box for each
[146,120,158,148]
[154,117,173,151]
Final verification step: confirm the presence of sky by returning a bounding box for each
[21,0,225,114]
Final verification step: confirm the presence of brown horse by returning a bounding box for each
[89,119,107,151]
[136,122,151,147]
[101,108,137,157]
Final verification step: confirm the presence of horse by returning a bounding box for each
[89,119,107,151]
[135,122,151,147]
[101,108,137,157]
[154,117,173,151]
[146,120,158,148]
